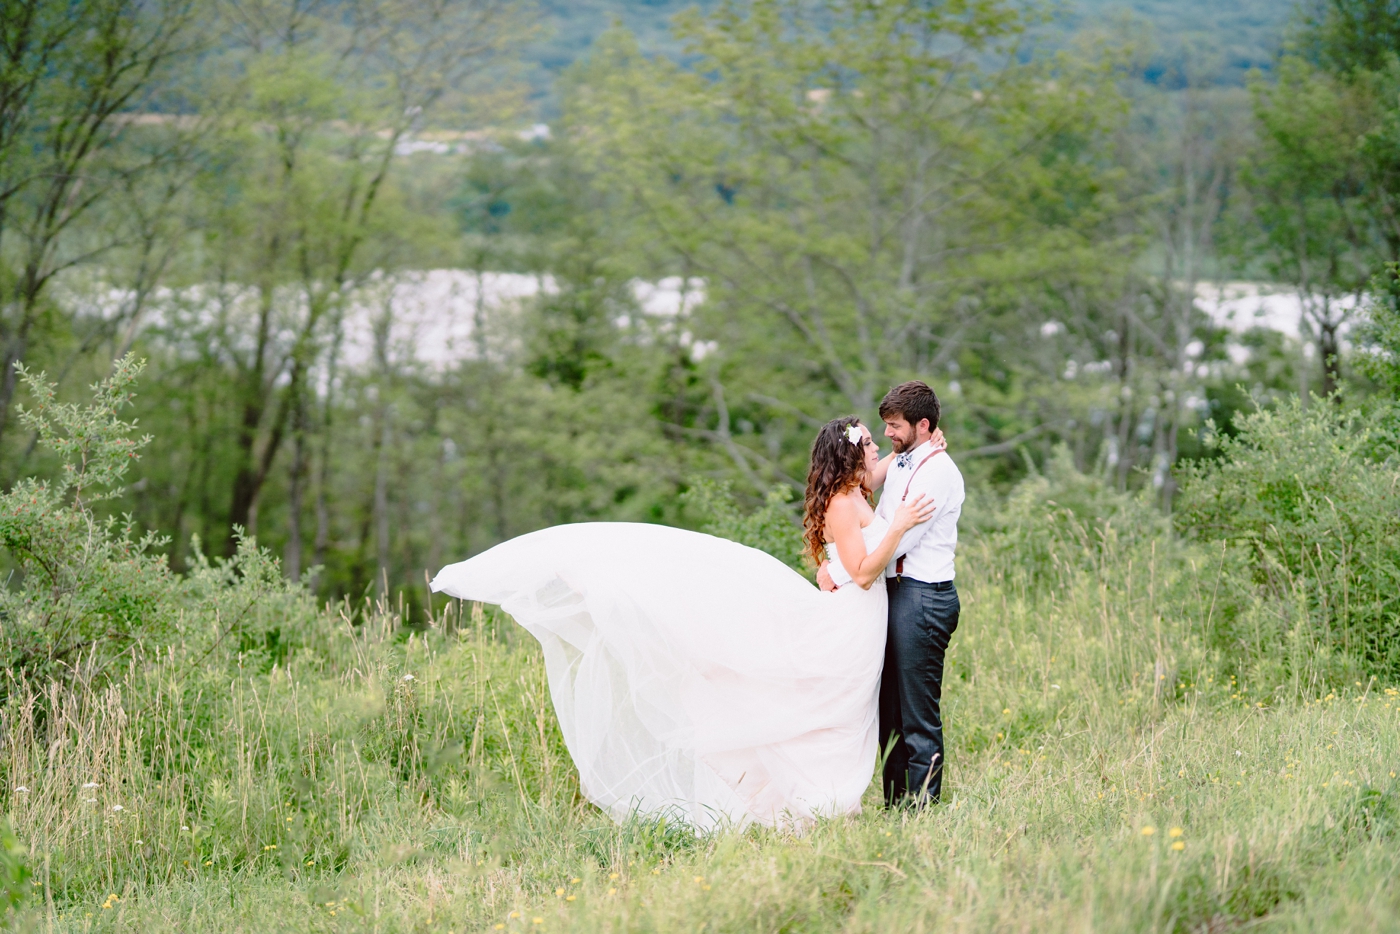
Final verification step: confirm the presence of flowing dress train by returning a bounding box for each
[430,520,888,829]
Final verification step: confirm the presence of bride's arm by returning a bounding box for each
[866,428,946,492]
[866,452,896,491]
[826,493,936,590]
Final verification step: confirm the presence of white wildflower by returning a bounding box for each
[111,804,124,812]
[82,782,100,789]
[402,673,415,682]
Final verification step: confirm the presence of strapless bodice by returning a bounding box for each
[824,516,889,589]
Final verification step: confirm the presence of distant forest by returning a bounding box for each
[10,0,1390,611]
[524,0,1293,109]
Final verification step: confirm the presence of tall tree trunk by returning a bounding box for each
[426,439,448,579]
[227,286,274,547]
[311,319,345,585]
[0,289,42,451]
[1115,307,1136,491]
[373,403,393,597]
[312,449,330,584]
[1319,319,1341,399]
[285,401,308,582]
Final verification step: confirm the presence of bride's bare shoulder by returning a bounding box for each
[823,491,861,525]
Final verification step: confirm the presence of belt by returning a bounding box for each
[890,577,954,591]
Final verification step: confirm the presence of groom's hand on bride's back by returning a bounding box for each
[817,562,837,592]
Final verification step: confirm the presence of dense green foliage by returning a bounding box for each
[0,0,1346,605]
[681,479,809,575]
[1178,401,1400,678]
[5,1,1400,927]
[525,0,1292,100]
[0,359,173,684]
[1,404,1398,929]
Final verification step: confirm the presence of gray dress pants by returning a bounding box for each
[880,577,959,805]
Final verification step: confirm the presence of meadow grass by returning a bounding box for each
[3,530,1399,934]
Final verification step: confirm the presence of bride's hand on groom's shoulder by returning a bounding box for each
[931,428,947,454]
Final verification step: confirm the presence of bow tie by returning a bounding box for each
[896,452,914,469]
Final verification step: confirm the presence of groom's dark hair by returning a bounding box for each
[878,380,940,432]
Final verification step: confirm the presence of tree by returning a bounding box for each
[0,0,199,453]
[186,0,527,554]
[1122,67,1247,502]
[1250,1,1400,397]
[1358,263,1400,395]
[566,1,1130,490]
[1299,0,1400,75]
[1232,58,1376,397]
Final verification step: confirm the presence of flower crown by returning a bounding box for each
[845,425,863,446]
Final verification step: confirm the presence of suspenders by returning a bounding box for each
[894,449,940,578]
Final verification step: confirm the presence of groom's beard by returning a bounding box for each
[891,432,913,454]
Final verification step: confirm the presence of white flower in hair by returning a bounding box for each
[845,425,863,445]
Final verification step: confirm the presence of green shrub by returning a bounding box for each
[680,478,809,577]
[1175,399,1400,677]
[0,818,31,916]
[0,356,177,685]
[1359,264,1400,397]
[988,445,1171,593]
[180,531,327,673]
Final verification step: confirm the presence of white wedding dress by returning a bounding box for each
[430,520,889,829]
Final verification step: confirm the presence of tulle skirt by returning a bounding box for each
[430,522,887,829]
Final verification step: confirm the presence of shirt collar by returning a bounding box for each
[894,439,934,469]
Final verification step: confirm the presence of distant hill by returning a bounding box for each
[523,0,1295,112]
[525,0,718,110]
[1068,0,1292,85]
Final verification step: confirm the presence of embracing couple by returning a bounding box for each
[432,380,964,829]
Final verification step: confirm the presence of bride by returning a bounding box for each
[430,417,935,828]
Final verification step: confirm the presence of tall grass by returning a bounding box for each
[5,363,1398,932]
[2,482,1398,932]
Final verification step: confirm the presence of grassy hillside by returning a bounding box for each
[11,603,1395,932]
[5,440,1399,932]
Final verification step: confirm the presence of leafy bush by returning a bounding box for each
[1359,264,1400,397]
[180,531,328,672]
[680,479,810,576]
[0,357,176,684]
[0,358,320,689]
[988,445,1171,593]
[0,818,31,916]
[1175,399,1400,677]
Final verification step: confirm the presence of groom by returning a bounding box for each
[820,380,965,806]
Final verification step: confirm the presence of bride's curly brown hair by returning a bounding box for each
[803,416,872,566]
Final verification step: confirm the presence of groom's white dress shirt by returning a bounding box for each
[875,439,965,583]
